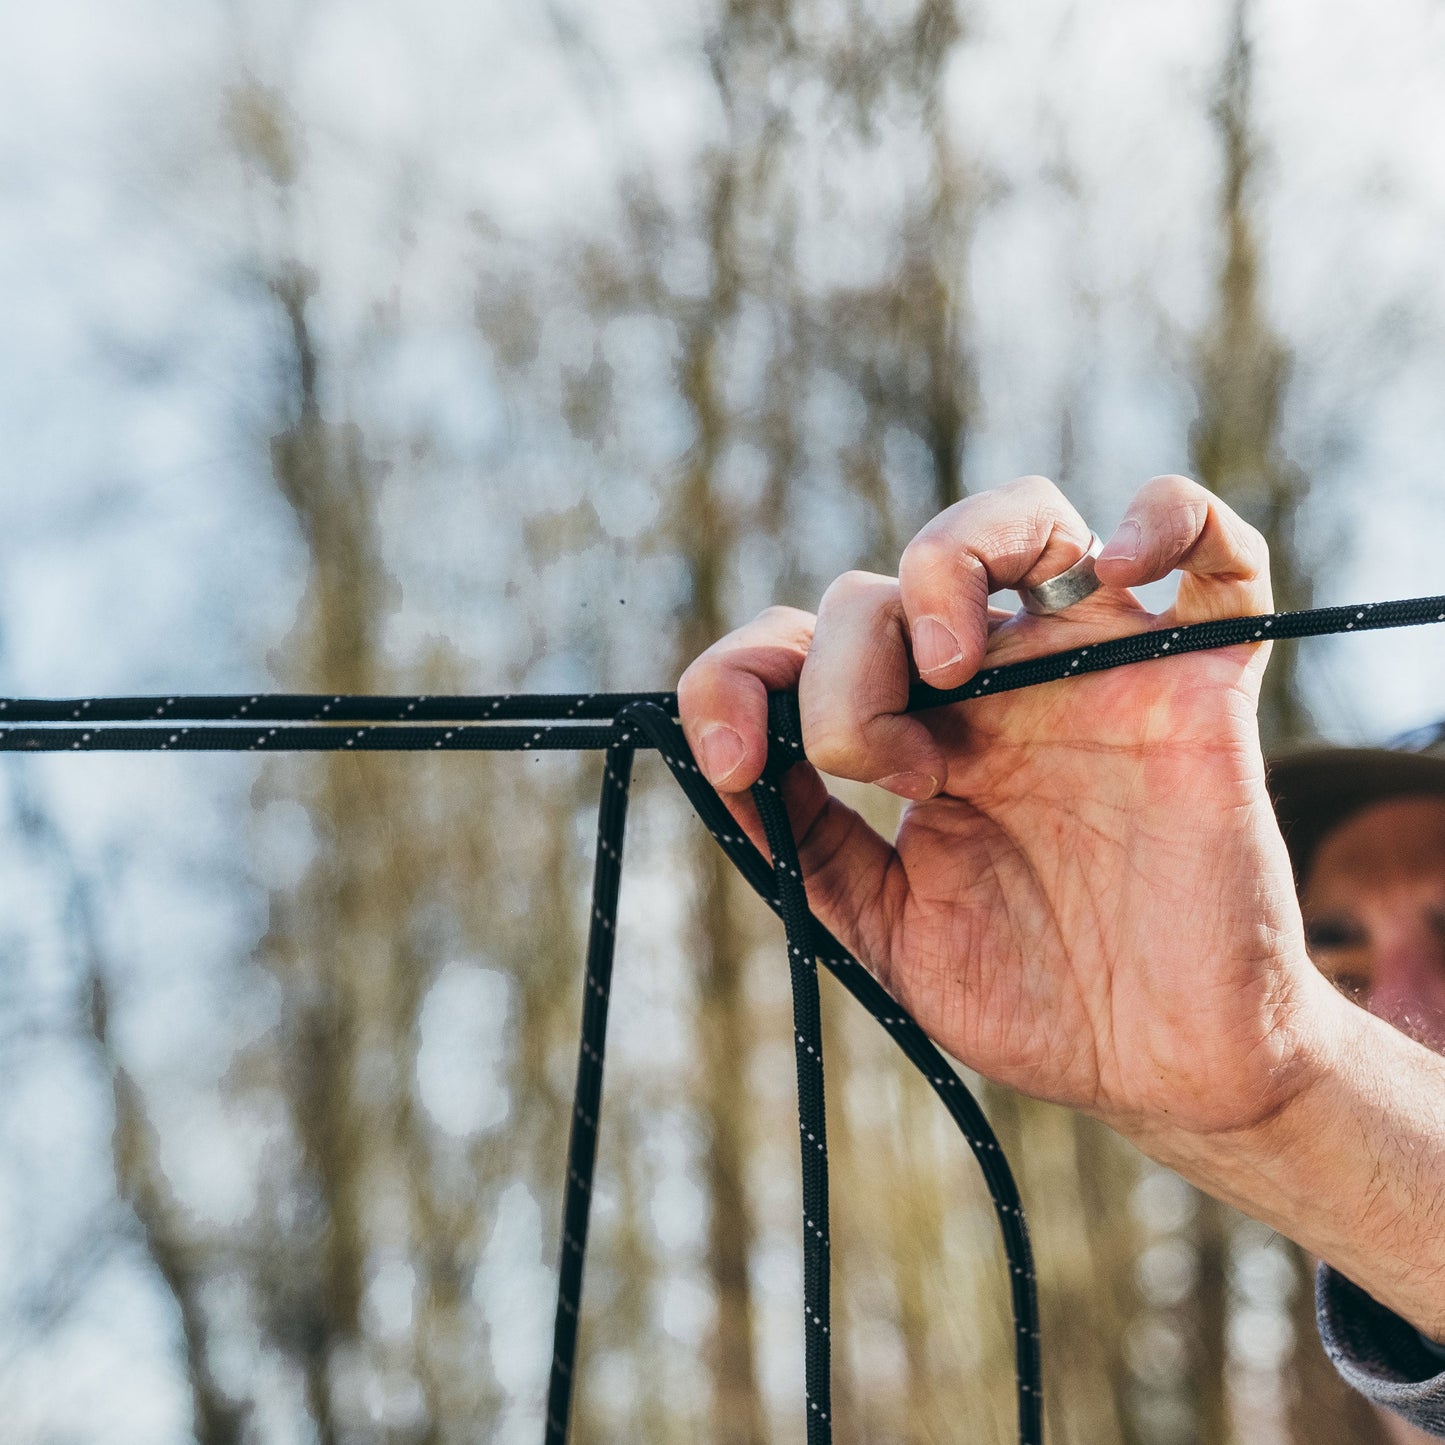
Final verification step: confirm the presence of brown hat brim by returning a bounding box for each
[1267,747,1445,883]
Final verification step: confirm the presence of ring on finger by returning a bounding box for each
[1017,534,1104,615]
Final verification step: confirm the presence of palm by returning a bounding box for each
[864,600,1302,1132]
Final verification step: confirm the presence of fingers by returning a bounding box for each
[677,605,815,793]
[676,602,901,968]
[896,475,1095,689]
[1094,474,1273,621]
[800,571,948,800]
[681,476,1267,804]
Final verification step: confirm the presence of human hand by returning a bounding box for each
[678,474,1330,1143]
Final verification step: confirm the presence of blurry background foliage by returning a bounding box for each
[2,0,1445,1442]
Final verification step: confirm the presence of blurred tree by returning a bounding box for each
[5,775,247,1445]
[476,2,1006,1436]
[3,1,1394,1441]
[1181,8,1296,1441]
[1190,0,1313,751]
[1183,8,1383,1445]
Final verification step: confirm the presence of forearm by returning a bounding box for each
[1125,977,1445,1344]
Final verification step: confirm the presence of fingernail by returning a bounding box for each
[1100,518,1141,563]
[698,725,746,785]
[912,616,963,674]
[878,771,940,802]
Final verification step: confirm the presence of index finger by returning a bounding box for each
[675,606,901,967]
[896,475,1094,689]
[677,605,816,793]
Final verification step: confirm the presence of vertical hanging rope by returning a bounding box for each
[754,737,833,1441]
[545,745,635,1443]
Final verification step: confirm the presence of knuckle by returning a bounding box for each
[1133,478,1209,549]
[1008,476,1087,546]
[1004,473,1074,521]
[801,718,868,779]
[819,569,888,612]
[741,603,815,652]
[899,528,960,586]
[754,603,808,632]
[1233,516,1270,573]
[1143,471,1203,495]
[1001,472,1060,500]
[897,531,933,577]
[1144,476,1202,499]
[1138,473,1204,508]
[1170,495,1211,542]
[679,630,755,706]
[675,657,715,715]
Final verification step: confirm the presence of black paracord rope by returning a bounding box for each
[622,698,1042,1445]
[754,734,833,1442]
[5,591,1444,745]
[546,744,634,1445]
[7,592,1445,1445]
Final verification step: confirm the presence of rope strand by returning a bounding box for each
[546,745,634,1445]
[754,745,833,1442]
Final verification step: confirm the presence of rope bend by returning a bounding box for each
[547,699,1043,1445]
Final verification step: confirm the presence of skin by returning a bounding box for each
[1305,796,1445,1057]
[1305,798,1445,1445]
[678,474,1445,1364]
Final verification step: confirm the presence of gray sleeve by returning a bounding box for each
[1317,1264,1445,1437]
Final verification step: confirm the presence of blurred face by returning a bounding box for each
[1301,795,1445,1053]
[1301,796,1445,1445]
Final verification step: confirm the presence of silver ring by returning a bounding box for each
[1018,534,1103,615]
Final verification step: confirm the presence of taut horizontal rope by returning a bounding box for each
[0,691,677,725]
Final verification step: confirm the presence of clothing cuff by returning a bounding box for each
[1316,1264,1445,1434]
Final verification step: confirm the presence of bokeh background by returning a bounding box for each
[4,0,1445,1441]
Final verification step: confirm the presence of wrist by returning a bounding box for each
[1120,976,1445,1342]
[1114,953,1337,1166]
